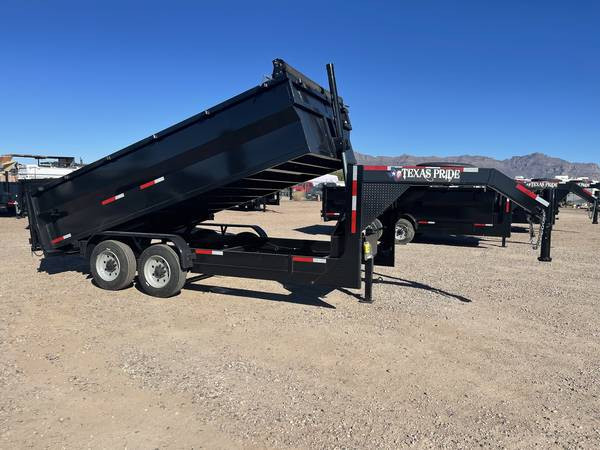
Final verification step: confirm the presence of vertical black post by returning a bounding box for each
[592,195,598,224]
[538,189,554,262]
[362,258,374,303]
[501,236,506,247]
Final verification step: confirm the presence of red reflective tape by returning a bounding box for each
[140,176,165,190]
[140,180,155,190]
[101,196,117,205]
[505,199,510,213]
[418,220,429,224]
[325,212,339,216]
[351,180,358,196]
[363,165,389,171]
[516,183,538,200]
[292,256,313,263]
[351,210,357,233]
[7,200,15,206]
[101,192,125,206]
[584,189,592,196]
[51,233,71,245]
[292,256,326,264]
[194,249,223,255]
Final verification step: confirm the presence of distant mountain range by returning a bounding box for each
[354,152,600,180]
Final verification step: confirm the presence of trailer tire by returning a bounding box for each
[138,244,187,298]
[394,218,415,245]
[90,240,137,291]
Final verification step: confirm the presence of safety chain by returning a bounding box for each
[530,209,546,250]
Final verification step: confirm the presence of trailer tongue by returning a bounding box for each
[26,60,548,302]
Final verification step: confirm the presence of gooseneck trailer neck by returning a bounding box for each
[25,60,549,302]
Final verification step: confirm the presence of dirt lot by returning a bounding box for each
[1,202,599,449]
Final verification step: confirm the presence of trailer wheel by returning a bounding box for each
[138,244,187,298]
[394,218,415,245]
[90,240,137,290]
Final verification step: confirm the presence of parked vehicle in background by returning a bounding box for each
[0,154,82,216]
[322,163,514,246]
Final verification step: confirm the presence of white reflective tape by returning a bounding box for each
[536,196,550,207]
[351,196,357,210]
[313,258,327,264]
[212,250,223,255]
[352,165,357,181]
[462,167,479,172]
[155,176,165,184]
[115,193,125,200]
[63,233,72,239]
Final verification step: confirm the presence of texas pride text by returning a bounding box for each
[389,167,462,182]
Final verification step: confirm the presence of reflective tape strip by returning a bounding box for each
[535,195,550,207]
[194,249,223,255]
[140,176,165,190]
[325,212,339,216]
[363,165,478,172]
[417,220,435,224]
[516,183,549,206]
[505,199,511,213]
[51,233,71,245]
[101,192,125,205]
[516,183,538,200]
[292,256,327,264]
[363,165,391,171]
[474,223,493,227]
[351,166,358,233]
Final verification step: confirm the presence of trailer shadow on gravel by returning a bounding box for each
[412,234,482,248]
[293,225,334,236]
[339,272,472,304]
[37,255,90,276]
[180,282,336,308]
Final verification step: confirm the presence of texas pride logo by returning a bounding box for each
[390,166,462,183]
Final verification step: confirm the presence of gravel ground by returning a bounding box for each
[1,202,599,449]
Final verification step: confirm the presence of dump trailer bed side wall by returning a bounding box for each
[27,60,349,254]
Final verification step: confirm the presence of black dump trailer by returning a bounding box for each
[25,60,549,302]
[511,179,598,261]
[512,179,598,225]
[589,182,599,224]
[322,163,514,246]
[0,181,19,214]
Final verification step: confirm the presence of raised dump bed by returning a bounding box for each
[27,59,351,253]
[26,60,550,301]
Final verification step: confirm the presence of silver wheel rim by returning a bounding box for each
[395,225,407,241]
[96,249,121,282]
[144,255,171,288]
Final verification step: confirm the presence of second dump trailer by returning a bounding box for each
[322,173,514,245]
[25,60,550,302]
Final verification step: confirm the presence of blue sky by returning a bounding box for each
[1,1,598,164]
